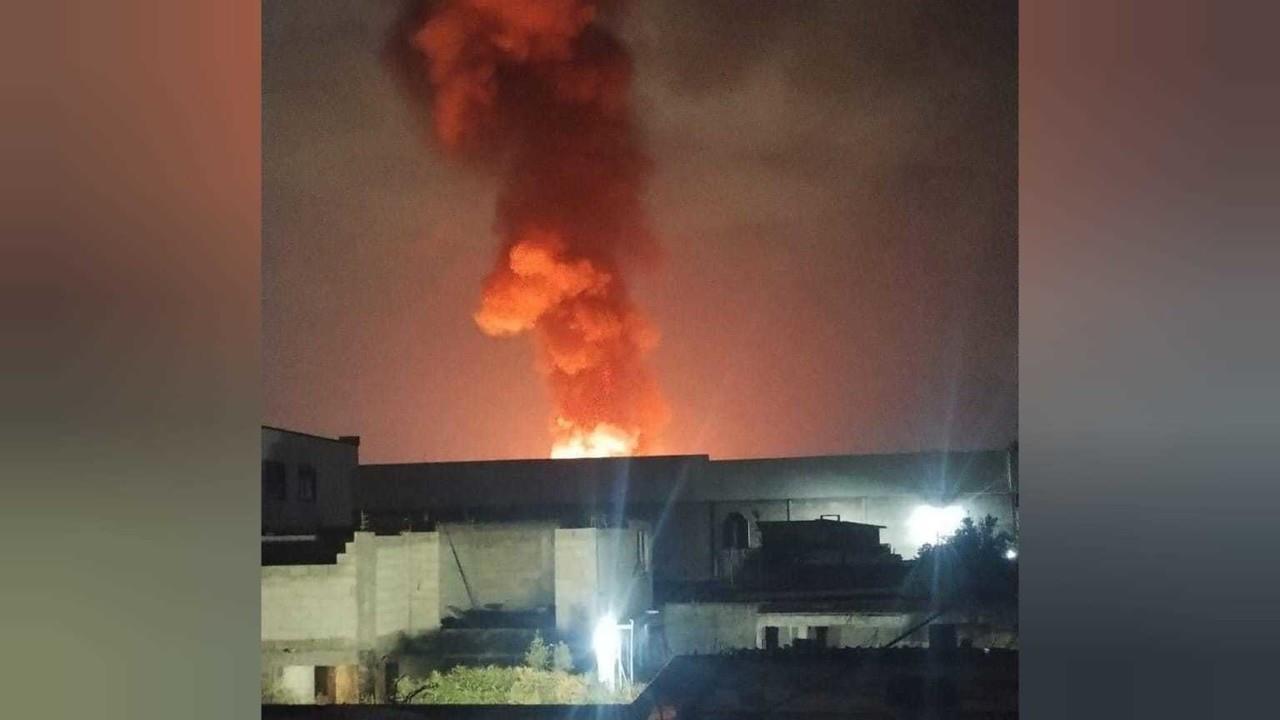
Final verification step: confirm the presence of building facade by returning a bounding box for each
[357,448,1019,587]
[262,439,1018,701]
[261,525,649,702]
[261,426,359,535]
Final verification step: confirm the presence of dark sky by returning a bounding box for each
[263,0,1017,463]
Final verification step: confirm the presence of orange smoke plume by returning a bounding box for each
[390,0,669,457]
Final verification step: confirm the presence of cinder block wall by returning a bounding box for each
[553,527,651,640]
[261,556,359,643]
[553,529,597,637]
[665,604,915,652]
[437,522,556,614]
[263,527,663,669]
[262,532,444,661]
[662,604,1015,652]
[754,611,916,649]
[373,533,441,641]
[663,602,760,654]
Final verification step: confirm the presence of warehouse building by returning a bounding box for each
[357,448,1018,586]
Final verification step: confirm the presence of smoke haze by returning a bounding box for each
[263,0,1017,462]
[388,0,668,457]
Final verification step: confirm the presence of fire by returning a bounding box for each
[550,420,637,459]
[394,0,670,458]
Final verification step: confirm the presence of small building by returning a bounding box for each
[261,425,359,535]
[756,518,892,565]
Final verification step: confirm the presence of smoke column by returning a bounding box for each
[390,0,669,457]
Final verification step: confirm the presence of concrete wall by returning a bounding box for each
[553,529,596,636]
[372,533,441,640]
[262,427,357,534]
[650,503,712,581]
[261,556,359,644]
[262,532,443,673]
[755,612,917,649]
[263,527,658,664]
[663,602,760,654]
[276,666,315,704]
[554,527,652,639]
[689,493,1018,576]
[355,450,1016,583]
[663,602,1015,653]
[437,522,555,615]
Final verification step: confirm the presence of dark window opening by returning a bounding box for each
[636,530,649,574]
[262,461,286,501]
[381,662,399,702]
[813,625,830,648]
[764,626,780,650]
[298,464,317,502]
[722,512,749,550]
[315,666,334,704]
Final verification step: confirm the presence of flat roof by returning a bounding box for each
[357,449,1012,511]
[757,519,888,529]
[262,424,357,445]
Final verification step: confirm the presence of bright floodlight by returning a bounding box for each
[1005,548,1018,560]
[908,504,966,546]
[593,614,621,687]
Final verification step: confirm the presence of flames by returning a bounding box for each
[550,420,637,459]
[393,0,669,458]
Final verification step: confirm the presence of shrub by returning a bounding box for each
[395,665,642,705]
[393,632,639,705]
[552,641,574,672]
[908,514,1017,609]
[396,666,517,704]
[508,667,588,704]
[523,632,551,670]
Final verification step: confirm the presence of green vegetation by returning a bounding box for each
[522,631,575,672]
[553,640,574,673]
[395,633,640,705]
[394,665,624,704]
[908,514,1017,609]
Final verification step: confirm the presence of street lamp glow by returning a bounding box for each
[908,504,966,546]
[1005,548,1018,560]
[593,614,621,687]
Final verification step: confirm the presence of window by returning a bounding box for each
[298,464,317,502]
[314,666,333,704]
[812,626,830,648]
[635,530,649,574]
[763,626,780,650]
[722,512,749,550]
[262,460,286,501]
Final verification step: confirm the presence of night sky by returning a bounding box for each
[263,0,1017,463]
